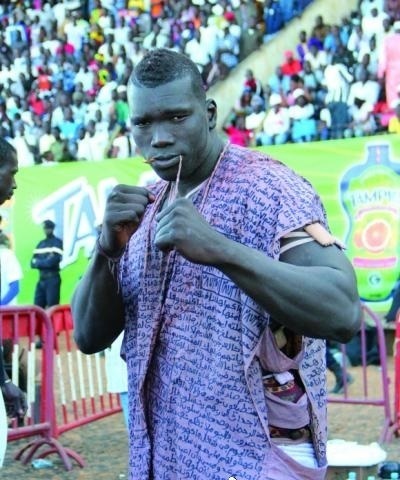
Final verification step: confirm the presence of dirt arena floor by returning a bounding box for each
[3,359,399,479]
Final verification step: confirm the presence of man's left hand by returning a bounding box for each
[155,198,225,264]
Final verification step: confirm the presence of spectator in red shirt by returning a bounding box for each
[223,112,252,147]
[280,50,302,77]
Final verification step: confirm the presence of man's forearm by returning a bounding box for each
[72,253,125,354]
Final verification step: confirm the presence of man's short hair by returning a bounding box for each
[129,48,206,102]
[0,138,16,166]
[43,219,55,230]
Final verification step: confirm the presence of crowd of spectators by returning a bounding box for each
[0,0,315,166]
[223,0,400,147]
[3,1,398,163]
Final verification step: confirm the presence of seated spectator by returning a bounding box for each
[280,50,302,77]
[266,66,290,95]
[184,29,211,75]
[323,57,353,104]
[76,121,108,161]
[215,25,240,71]
[348,68,380,106]
[234,89,254,117]
[142,22,169,50]
[304,43,328,83]
[284,74,309,106]
[49,126,75,163]
[12,124,35,167]
[325,100,351,139]
[256,93,290,145]
[243,69,264,98]
[204,52,230,89]
[309,14,331,50]
[301,60,324,104]
[347,24,370,61]
[109,125,136,158]
[360,0,385,17]
[59,106,81,153]
[323,25,343,55]
[296,30,310,66]
[223,113,252,147]
[71,91,88,127]
[288,88,317,142]
[361,6,388,40]
[244,94,266,139]
[39,122,56,163]
[347,96,377,137]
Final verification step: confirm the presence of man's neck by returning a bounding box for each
[175,138,226,198]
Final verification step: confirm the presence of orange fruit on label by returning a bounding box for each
[361,218,391,253]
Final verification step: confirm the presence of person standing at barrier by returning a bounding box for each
[30,220,63,309]
[72,49,361,480]
[0,138,27,468]
[0,232,23,306]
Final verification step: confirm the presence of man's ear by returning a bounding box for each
[206,99,217,130]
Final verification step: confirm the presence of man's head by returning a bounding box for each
[43,219,55,237]
[0,138,18,205]
[129,48,206,102]
[128,48,220,183]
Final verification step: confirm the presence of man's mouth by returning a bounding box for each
[146,155,181,169]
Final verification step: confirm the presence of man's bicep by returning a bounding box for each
[279,236,354,273]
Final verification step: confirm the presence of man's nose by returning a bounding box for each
[150,124,174,147]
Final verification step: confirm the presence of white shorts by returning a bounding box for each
[276,442,319,469]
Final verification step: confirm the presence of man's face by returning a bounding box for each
[129,75,212,182]
[0,152,18,205]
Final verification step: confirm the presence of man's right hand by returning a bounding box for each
[100,185,155,256]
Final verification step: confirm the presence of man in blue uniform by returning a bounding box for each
[30,220,63,309]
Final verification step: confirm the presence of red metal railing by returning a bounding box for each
[328,303,394,443]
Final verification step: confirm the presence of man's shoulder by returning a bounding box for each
[226,144,301,183]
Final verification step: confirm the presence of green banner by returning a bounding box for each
[2,134,400,314]
[0,158,151,306]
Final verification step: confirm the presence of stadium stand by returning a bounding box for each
[0,0,317,165]
[1,0,399,161]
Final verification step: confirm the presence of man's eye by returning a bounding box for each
[172,114,187,122]
[134,121,149,128]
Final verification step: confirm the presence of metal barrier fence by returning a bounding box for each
[391,310,400,439]
[1,305,76,469]
[3,305,121,471]
[47,304,121,438]
[328,303,394,443]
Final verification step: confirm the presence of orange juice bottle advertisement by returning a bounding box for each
[340,142,400,302]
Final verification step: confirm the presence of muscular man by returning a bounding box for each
[72,49,361,480]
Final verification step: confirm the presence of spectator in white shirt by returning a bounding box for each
[348,68,380,107]
[76,121,107,162]
[257,93,290,146]
[362,7,388,40]
[184,30,211,74]
[289,88,317,143]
